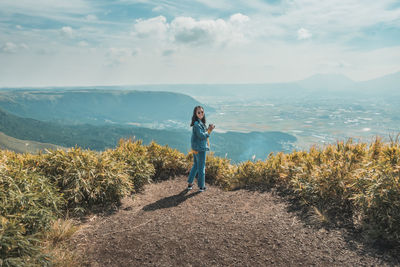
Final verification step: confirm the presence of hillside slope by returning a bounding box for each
[0,107,190,150]
[0,131,63,153]
[71,177,399,266]
[0,90,214,125]
[0,108,295,162]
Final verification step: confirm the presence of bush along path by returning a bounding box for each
[70,176,399,267]
[2,138,400,265]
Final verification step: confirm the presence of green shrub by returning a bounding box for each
[108,139,155,192]
[289,141,367,217]
[353,142,400,242]
[2,134,400,261]
[204,152,236,190]
[147,141,189,181]
[235,160,272,189]
[264,152,290,187]
[35,147,132,215]
[0,151,61,266]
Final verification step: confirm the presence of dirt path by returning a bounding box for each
[71,176,399,267]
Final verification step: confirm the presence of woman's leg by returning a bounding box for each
[187,153,198,185]
[197,151,206,188]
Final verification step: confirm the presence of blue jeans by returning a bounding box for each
[188,151,206,188]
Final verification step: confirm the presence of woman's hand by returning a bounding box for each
[208,124,215,133]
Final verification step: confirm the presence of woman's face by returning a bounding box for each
[196,108,204,120]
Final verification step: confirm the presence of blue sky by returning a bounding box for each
[0,0,400,87]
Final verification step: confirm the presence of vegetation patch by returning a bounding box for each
[0,151,61,266]
[1,137,399,265]
[34,148,132,215]
[106,139,155,193]
[147,141,189,181]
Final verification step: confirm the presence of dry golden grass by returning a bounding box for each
[42,219,82,267]
[1,136,400,265]
[45,219,79,245]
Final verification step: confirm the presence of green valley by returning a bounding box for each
[0,108,295,162]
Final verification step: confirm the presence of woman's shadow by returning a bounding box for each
[142,189,201,212]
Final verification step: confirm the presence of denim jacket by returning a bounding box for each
[191,120,210,152]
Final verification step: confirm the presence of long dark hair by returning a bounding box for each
[190,105,206,126]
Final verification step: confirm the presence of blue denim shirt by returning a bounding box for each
[191,120,210,152]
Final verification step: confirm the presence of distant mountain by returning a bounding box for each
[357,71,400,93]
[297,73,356,91]
[0,90,214,126]
[2,71,398,101]
[0,108,295,162]
[114,71,400,97]
[0,132,63,154]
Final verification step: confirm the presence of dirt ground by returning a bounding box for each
[70,176,400,267]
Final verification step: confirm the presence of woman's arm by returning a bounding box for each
[194,122,210,140]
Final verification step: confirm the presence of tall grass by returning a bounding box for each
[1,137,400,265]
[1,151,61,266]
[204,152,237,189]
[106,139,154,192]
[224,138,400,243]
[0,139,193,265]
[34,147,132,215]
[147,141,189,181]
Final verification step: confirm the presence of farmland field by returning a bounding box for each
[198,94,400,150]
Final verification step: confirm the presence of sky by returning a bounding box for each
[0,0,400,87]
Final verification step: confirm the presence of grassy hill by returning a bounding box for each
[0,131,63,153]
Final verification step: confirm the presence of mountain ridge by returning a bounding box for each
[0,108,295,162]
[0,90,214,126]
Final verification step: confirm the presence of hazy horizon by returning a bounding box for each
[1,71,399,90]
[1,1,400,87]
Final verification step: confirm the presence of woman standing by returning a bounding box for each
[187,106,215,192]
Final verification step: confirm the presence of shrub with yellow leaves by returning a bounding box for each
[35,147,132,215]
[204,152,237,190]
[146,141,189,181]
[0,150,62,266]
[107,139,155,192]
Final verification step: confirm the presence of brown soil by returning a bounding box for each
[71,176,400,267]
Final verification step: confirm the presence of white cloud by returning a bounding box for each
[229,13,250,24]
[0,0,95,29]
[106,47,139,66]
[1,42,17,53]
[275,0,400,38]
[132,16,169,39]
[171,17,221,45]
[61,26,74,38]
[1,0,399,86]
[131,13,250,46]
[0,42,29,53]
[297,28,312,40]
[171,14,250,45]
[86,14,98,21]
[152,5,163,12]
[78,41,89,47]
[0,0,91,16]
[20,43,29,50]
